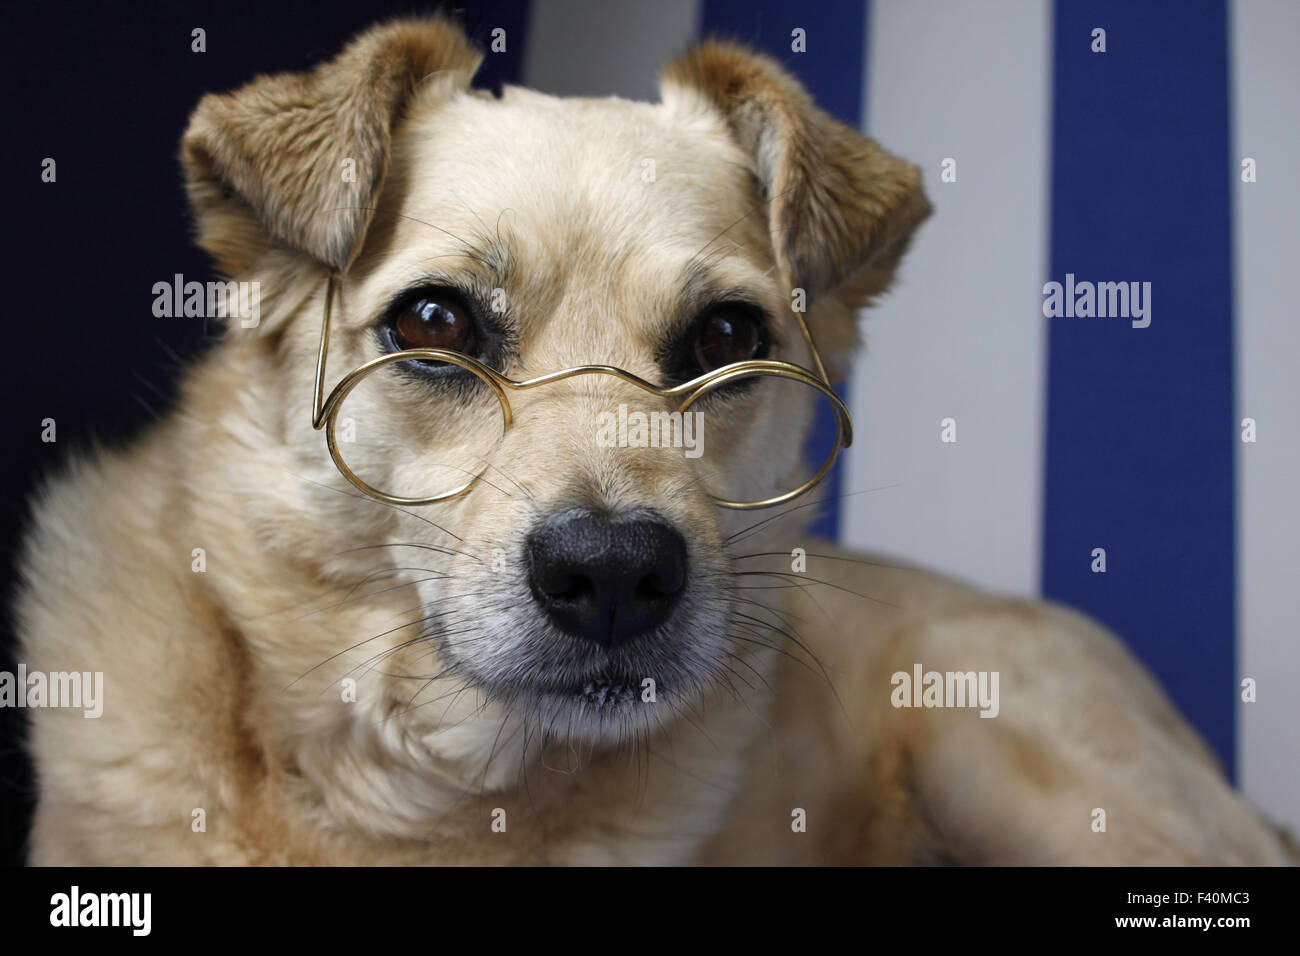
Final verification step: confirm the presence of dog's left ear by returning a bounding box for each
[662,42,930,318]
[181,17,482,276]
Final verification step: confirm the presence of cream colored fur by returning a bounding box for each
[18,18,1291,865]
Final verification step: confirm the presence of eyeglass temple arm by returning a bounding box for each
[312,274,338,430]
[790,308,854,450]
[792,308,831,387]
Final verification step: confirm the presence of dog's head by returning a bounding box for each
[180,18,928,785]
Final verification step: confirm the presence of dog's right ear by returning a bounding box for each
[180,18,481,276]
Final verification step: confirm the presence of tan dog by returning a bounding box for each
[18,17,1291,865]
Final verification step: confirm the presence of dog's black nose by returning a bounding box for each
[526,511,687,648]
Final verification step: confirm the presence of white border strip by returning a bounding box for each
[842,0,1051,597]
[1231,0,1300,833]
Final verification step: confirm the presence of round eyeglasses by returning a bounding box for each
[311,276,853,510]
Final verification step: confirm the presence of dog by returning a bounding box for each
[16,16,1292,865]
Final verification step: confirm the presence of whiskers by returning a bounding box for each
[270,463,912,811]
[723,482,902,548]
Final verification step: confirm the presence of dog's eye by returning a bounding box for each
[692,307,767,372]
[391,293,477,356]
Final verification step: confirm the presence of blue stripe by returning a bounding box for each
[698,0,869,541]
[1043,0,1236,770]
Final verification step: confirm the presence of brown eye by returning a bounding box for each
[693,307,766,372]
[391,294,477,356]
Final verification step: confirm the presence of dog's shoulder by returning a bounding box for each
[761,540,1290,864]
[16,418,250,864]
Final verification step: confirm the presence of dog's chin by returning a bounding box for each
[475,671,690,743]
[457,651,716,744]
[543,672,667,726]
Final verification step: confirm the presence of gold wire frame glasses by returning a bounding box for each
[311,275,854,510]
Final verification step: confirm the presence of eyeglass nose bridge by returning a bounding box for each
[491,361,853,449]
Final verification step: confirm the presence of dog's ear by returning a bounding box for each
[661,42,930,310]
[181,18,481,275]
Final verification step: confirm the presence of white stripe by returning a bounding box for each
[1232,0,1300,834]
[522,0,701,100]
[841,0,1050,597]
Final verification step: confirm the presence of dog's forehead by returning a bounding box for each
[383,86,770,282]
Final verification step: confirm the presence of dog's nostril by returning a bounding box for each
[636,568,683,601]
[536,568,593,603]
[526,511,688,648]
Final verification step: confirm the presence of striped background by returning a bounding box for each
[495,0,1299,831]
